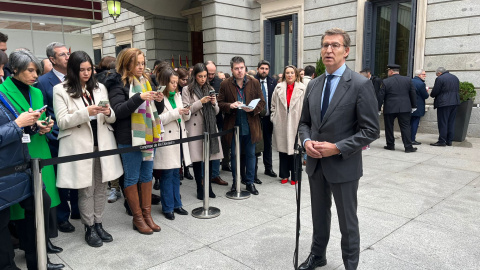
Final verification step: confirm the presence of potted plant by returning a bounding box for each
[315,57,326,77]
[453,81,476,141]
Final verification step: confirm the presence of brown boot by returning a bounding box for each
[124,184,153,235]
[139,182,161,232]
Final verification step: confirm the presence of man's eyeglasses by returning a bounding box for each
[321,43,345,50]
[57,52,71,58]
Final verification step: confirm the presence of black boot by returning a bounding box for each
[208,180,216,198]
[196,177,203,200]
[94,223,113,242]
[124,199,132,216]
[184,166,193,180]
[84,225,103,247]
[153,178,160,190]
[47,239,63,254]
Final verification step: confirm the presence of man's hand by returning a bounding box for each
[313,141,340,158]
[305,140,322,159]
[229,101,242,109]
[242,107,253,112]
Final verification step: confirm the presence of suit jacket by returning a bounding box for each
[378,74,417,113]
[298,66,380,183]
[36,70,62,143]
[370,75,383,109]
[53,82,123,189]
[430,71,460,109]
[218,76,266,145]
[254,74,276,116]
[411,76,429,117]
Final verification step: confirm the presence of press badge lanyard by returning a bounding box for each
[236,86,245,103]
[0,93,32,143]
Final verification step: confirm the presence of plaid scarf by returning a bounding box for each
[130,76,163,160]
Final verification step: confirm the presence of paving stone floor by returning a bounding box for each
[14,132,480,270]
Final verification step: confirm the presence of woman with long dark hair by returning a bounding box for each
[53,51,123,247]
[182,63,223,200]
[105,48,164,235]
[153,68,191,220]
[270,65,305,185]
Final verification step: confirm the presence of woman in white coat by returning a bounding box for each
[153,68,191,220]
[270,65,306,185]
[53,51,123,247]
[182,63,223,200]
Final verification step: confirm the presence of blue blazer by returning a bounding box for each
[35,70,62,154]
[254,74,277,114]
[411,76,429,117]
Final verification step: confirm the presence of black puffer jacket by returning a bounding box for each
[104,71,164,145]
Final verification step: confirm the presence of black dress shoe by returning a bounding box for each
[164,212,175,220]
[246,184,259,195]
[57,220,75,233]
[94,223,113,242]
[241,179,247,185]
[174,207,188,215]
[446,142,452,146]
[47,239,63,254]
[411,141,422,145]
[85,225,103,247]
[153,178,160,190]
[384,145,395,150]
[222,164,232,172]
[430,141,446,146]
[47,258,65,270]
[298,253,327,270]
[264,169,277,177]
[151,193,161,205]
[230,184,237,192]
[405,147,417,153]
[70,213,81,220]
[254,178,262,184]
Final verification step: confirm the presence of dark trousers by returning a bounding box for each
[410,116,421,141]
[279,152,296,181]
[5,189,51,270]
[220,127,231,168]
[309,163,359,270]
[261,117,273,171]
[49,139,79,225]
[384,112,412,148]
[437,105,458,144]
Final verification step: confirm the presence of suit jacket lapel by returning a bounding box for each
[0,77,31,113]
[320,68,352,126]
[49,71,61,88]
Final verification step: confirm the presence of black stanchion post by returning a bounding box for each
[192,132,221,219]
[293,133,304,270]
[32,158,47,270]
[226,126,250,200]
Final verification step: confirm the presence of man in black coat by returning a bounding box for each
[255,60,277,178]
[430,67,460,146]
[378,64,417,153]
[411,69,429,145]
[360,67,383,108]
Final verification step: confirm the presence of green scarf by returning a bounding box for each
[167,91,181,123]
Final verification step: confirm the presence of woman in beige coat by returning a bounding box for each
[270,65,305,185]
[54,51,123,247]
[182,63,223,200]
[153,68,192,220]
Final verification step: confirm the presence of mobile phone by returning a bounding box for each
[184,104,191,108]
[157,85,166,92]
[35,105,48,112]
[42,115,51,126]
[98,100,109,107]
[209,90,215,96]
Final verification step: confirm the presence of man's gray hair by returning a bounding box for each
[436,67,447,74]
[9,50,41,75]
[414,69,424,76]
[46,42,66,58]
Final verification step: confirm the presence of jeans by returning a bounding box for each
[211,159,220,179]
[118,144,154,188]
[159,169,182,213]
[231,134,256,184]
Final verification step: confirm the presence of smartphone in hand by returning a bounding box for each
[98,100,109,107]
[35,105,48,112]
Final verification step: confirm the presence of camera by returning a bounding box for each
[209,89,215,96]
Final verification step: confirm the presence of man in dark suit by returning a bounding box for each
[36,42,79,234]
[255,60,277,178]
[411,69,429,145]
[298,28,379,270]
[430,67,460,146]
[378,64,418,153]
[359,67,383,108]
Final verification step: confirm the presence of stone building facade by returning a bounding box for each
[92,0,479,137]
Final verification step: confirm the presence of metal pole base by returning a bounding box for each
[225,190,251,200]
[191,207,221,219]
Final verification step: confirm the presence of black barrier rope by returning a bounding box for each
[0,128,235,177]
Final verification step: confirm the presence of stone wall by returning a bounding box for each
[202,0,261,73]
